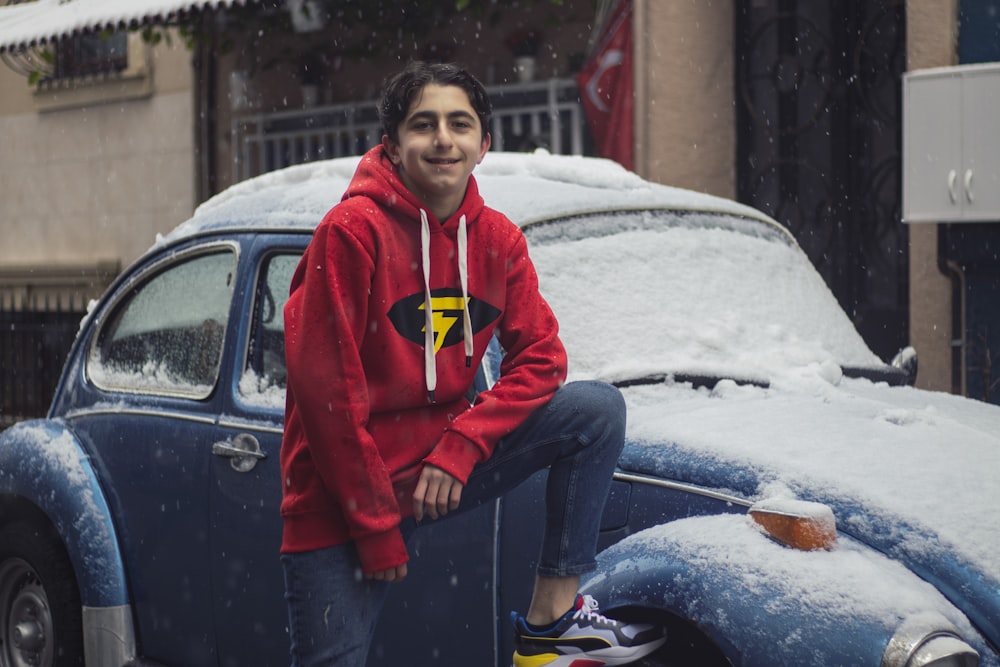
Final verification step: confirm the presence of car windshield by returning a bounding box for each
[523,210,882,385]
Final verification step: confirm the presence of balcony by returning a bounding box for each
[231,78,589,182]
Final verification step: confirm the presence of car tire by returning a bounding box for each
[629,614,731,667]
[636,644,731,667]
[0,521,84,667]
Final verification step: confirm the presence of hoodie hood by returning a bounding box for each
[343,146,482,400]
[342,146,486,230]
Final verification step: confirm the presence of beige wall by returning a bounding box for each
[0,30,196,273]
[633,0,736,198]
[905,0,960,392]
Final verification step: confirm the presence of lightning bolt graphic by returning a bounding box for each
[420,296,469,354]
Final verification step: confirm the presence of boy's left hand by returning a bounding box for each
[413,464,463,521]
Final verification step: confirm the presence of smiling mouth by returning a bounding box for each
[426,157,460,166]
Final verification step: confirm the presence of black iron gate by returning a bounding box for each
[0,303,84,430]
[736,0,907,362]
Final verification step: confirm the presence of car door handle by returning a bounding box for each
[212,433,267,472]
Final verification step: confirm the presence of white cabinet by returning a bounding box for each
[903,62,1000,223]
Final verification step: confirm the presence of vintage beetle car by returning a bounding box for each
[0,152,997,667]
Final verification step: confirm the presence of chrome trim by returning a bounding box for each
[212,433,267,472]
[882,615,979,667]
[217,418,284,435]
[65,406,216,426]
[612,471,753,508]
[83,605,136,666]
[491,498,502,667]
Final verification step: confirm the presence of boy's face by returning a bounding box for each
[382,84,491,220]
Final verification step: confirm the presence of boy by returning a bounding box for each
[279,61,666,666]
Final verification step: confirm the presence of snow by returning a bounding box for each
[618,376,1000,586]
[157,151,783,248]
[238,368,285,409]
[511,180,1000,641]
[0,0,246,53]
[2,423,122,600]
[161,148,999,573]
[89,358,214,396]
[585,513,985,654]
[526,213,880,384]
[750,496,837,522]
[93,150,1000,650]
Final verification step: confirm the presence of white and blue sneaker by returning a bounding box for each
[511,594,667,667]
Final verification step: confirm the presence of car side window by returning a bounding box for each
[89,247,237,398]
[239,252,300,409]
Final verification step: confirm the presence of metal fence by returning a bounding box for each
[232,78,590,181]
[0,264,117,430]
[0,302,83,429]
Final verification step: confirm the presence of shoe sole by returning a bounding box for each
[513,635,667,667]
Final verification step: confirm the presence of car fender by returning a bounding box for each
[582,513,989,666]
[0,418,128,608]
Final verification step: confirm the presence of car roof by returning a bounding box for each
[158,150,790,247]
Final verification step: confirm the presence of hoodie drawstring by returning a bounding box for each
[420,210,437,403]
[419,211,473,404]
[457,215,473,368]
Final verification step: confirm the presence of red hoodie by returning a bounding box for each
[280,146,567,574]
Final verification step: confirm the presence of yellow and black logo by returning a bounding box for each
[387,288,501,353]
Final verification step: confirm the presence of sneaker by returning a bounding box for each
[511,594,667,667]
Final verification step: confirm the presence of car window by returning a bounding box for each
[89,247,237,398]
[239,252,300,409]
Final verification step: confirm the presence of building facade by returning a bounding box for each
[0,0,997,424]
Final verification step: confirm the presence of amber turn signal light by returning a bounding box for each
[749,498,837,551]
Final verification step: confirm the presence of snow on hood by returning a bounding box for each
[586,513,992,664]
[618,371,1000,585]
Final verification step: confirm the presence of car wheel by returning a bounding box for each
[0,522,84,667]
[635,643,731,667]
[628,614,731,667]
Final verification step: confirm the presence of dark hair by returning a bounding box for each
[377,61,492,143]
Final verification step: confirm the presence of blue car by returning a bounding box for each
[1,152,996,667]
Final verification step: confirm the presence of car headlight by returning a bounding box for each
[882,615,979,667]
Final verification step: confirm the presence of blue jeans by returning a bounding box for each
[281,380,626,667]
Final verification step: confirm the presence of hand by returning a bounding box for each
[366,563,408,583]
[413,464,463,521]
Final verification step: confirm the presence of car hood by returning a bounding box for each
[617,368,1000,644]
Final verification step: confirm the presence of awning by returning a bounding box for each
[0,0,250,53]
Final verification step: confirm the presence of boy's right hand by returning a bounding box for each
[413,463,464,521]
[366,563,408,582]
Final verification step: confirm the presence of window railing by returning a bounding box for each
[54,31,129,79]
[231,77,589,182]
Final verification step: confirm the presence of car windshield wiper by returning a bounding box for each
[612,373,770,390]
[842,365,912,386]
[614,366,913,391]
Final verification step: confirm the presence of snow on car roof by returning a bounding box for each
[158,150,783,246]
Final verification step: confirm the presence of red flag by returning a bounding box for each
[576,0,634,170]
